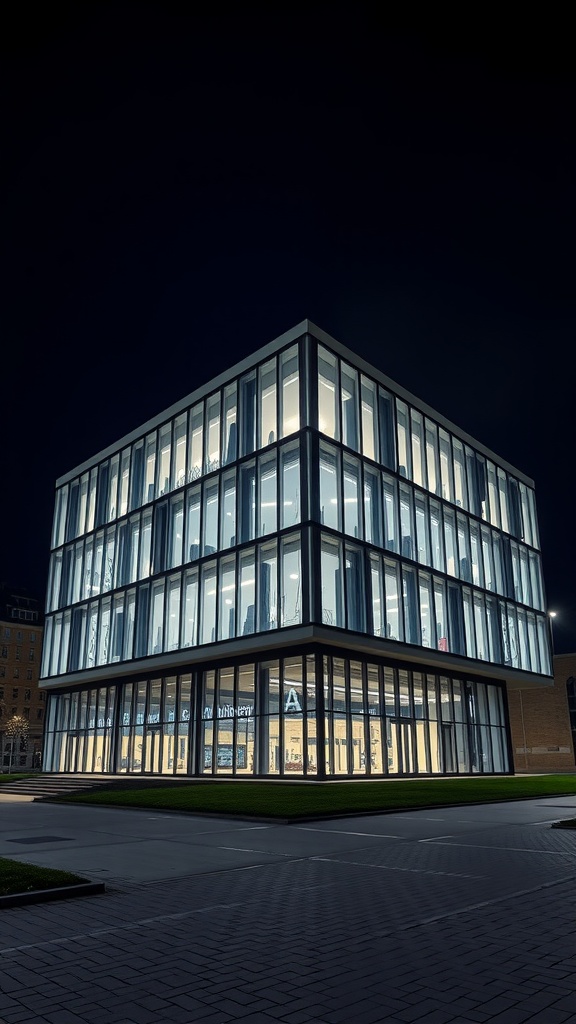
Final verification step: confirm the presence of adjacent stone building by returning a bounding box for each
[0,583,45,770]
[509,652,576,772]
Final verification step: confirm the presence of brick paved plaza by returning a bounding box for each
[1,796,575,1024]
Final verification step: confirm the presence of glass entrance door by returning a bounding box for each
[144,728,162,773]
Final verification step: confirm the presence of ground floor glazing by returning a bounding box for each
[42,649,510,776]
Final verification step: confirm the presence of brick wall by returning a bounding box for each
[508,653,576,772]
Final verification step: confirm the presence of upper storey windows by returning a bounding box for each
[51,343,301,551]
[316,344,539,550]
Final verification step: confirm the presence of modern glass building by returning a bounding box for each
[40,321,552,778]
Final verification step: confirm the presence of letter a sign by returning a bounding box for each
[284,687,302,713]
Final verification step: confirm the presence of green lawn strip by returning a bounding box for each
[0,857,89,898]
[0,774,35,785]
[60,775,576,818]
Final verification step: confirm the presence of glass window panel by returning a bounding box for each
[433,576,448,652]
[383,665,396,716]
[222,382,238,465]
[410,410,426,488]
[457,513,471,582]
[402,565,419,644]
[259,358,277,447]
[143,433,157,505]
[51,550,63,610]
[425,419,440,497]
[527,611,540,672]
[396,399,411,479]
[205,393,221,474]
[239,461,256,543]
[497,468,510,533]
[86,603,98,668]
[317,345,339,440]
[429,499,444,572]
[220,470,237,550]
[360,375,377,461]
[218,556,236,641]
[452,438,467,510]
[321,534,343,627]
[258,453,277,537]
[280,441,300,529]
[202,480,219,556]
[529,551,543,610]
[181,567,198,648]
[139,509,152,579]
[343,455,361,539]
[103,526,115,593]
[384,558,403,641]
[261,659,280,715]
[200,561,217,645]
[258,539,278,631]
[106,455,119,522]
[121,589,135,661]
[345,544,365,633]
[519,545,530,606]
[59,610,71,673]
[157,425,171,498]
[378,387,395,469]
[155,503,172,583]
[239,371,257,457]
[77,473,89,536]
[463,588,476,658]
[72,541,83,604]
[465,446,480,517]
[486,461,500,528]
[303,655,316,715]
[473,593,488,661]
[399,483,414,560]
[492,531,505,595]
[173,413,187,489]
[109,592,124,663]
[92,531,104,595]
[443,508,457,577]
[439,429,454,504]
[419,571,434,649]
[469,521,483,587]
[517,608,530,669]
[340,362,360,450]
[185,485,201,563]
[149,580,165,655]
[239,547,256,636]
[398,669,411,718]
[415,491,430,566]
[188,403,203,481]
[364,465,382,547]
[383,474,398,553]
[280,344,300,438]
[369,553,384,637]
[95,463,109,528]
[527,487,540,549]
[319,442,340,531]
[166,574,181,651]
[169,496,184,568]
[281,533,302,627]
[67,479,80,542]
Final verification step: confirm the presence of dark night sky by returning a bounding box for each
[1,5,574,653]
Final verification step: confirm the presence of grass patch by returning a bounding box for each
[0,774,35,785]
[61,774,576,819]
[0,857,88,898]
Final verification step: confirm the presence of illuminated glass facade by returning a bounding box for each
[41,321,552,777]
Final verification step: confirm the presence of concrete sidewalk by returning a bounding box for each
[1,796,576,1023]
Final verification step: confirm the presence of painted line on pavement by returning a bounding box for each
[295,827,403,839]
